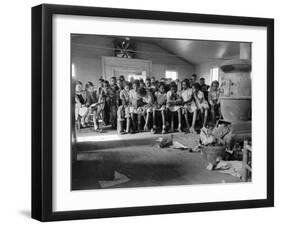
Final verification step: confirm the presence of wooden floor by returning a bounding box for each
[72,130,242,190]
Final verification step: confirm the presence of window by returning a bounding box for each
[210,67,219,82]
[165,70,178,81]
[127,73,146,81]
[71,63,76,78]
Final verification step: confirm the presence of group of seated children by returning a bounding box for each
[75,74,221,134]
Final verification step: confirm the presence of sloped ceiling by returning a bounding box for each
[72,34,243,65]
[155,39,241,65]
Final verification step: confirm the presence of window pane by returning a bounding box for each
[165,70,178,80]
[71,63,76,78]
[127,74,146,81]
[210,67,219,82]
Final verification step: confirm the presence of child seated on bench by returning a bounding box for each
[167,82,182,132]
[137,87,154,132]
[180,79,197,133]
[192,82,209,128]
[129,80,142,132]
[208,80,221,124]
[117,82,131,134]
[98,80,112,126]
[75,81,88,128]
[85,81,102,132]
[152,82,167,134]
[110,77,119,129]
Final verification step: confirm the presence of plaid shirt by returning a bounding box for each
[208,89,220,105]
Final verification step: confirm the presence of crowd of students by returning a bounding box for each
[74,74,221,134]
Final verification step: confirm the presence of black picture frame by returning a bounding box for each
[32,4,274,222]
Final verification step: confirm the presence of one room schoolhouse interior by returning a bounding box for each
[72,34,252,190]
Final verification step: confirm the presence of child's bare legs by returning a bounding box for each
[184,109,190,133]
[177,108,182,132]
[96,106,102,125]
[130,113,136,133]
[117,107,123,134]
[84,111,90,125]
[144,111,150,131]
[152,109,157,133]
[125,117,130,133]
[190,110,197,133]
[117,119,124,134]
[110,105,117,129]
[161,110,166,134]
[203,108,208,127]
[80,116,86,127]
[99,106,104,124]
[84,107,92,125]
[93,110,99,130]
[137,114,142,132]
[80,108,89,127]
[210,105,216,124]
[170,112,174,132]
[198,107,204,127]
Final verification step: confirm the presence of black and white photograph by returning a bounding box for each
[29,3,274,222]
[71,34,252,190]
[0,0,278,223]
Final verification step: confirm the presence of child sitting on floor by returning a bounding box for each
[200,124,216,145]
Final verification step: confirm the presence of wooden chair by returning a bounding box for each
[242,140,252,182]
